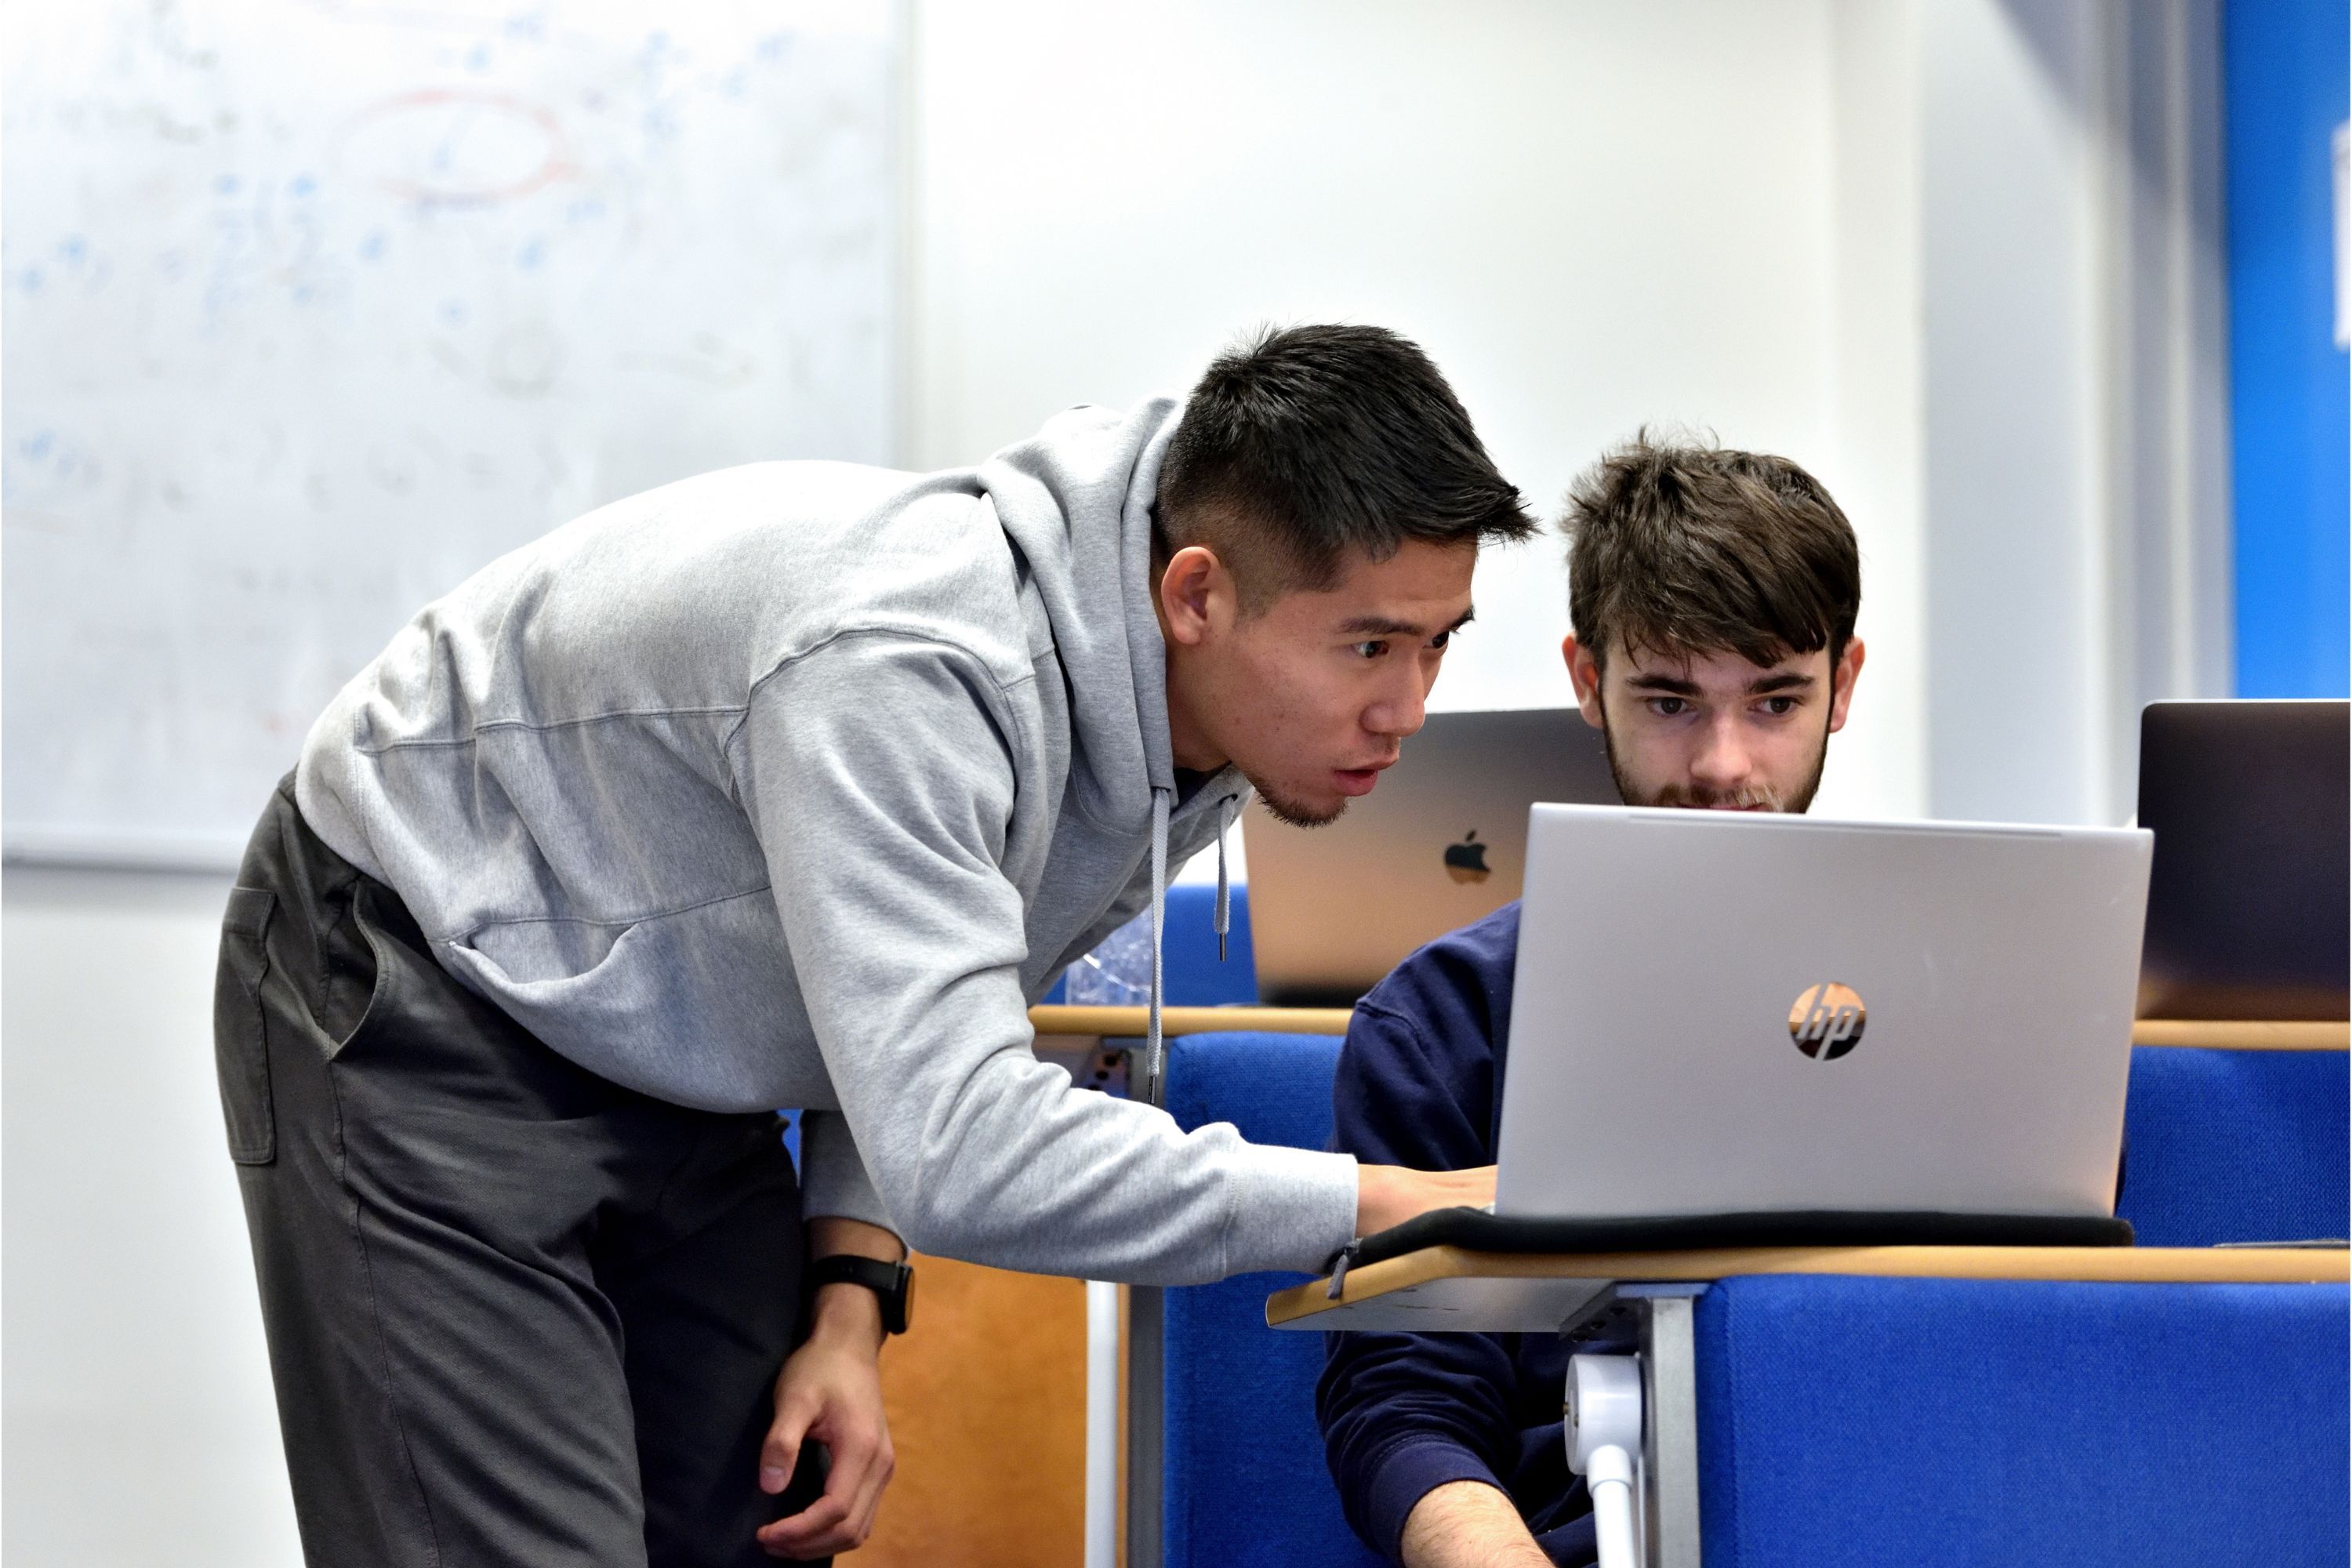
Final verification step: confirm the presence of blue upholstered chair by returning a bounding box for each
[1044,883,1259,1006]
[1160,1030,1379,1568]
[2117,1044,2349,1245]
[1154,1029,2350,1567]
[1160,883,1259,1005]
[1695,1272,2349,1566]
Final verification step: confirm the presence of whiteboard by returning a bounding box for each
[2,0,898,867]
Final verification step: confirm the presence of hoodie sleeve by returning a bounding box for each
[735,632,1360,1283]
[1318,942,1528,1564]
[798,1108,893,1232]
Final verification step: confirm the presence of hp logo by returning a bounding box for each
[1787,983,1867,1060]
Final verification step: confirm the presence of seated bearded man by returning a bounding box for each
[1316,435,1867,1568]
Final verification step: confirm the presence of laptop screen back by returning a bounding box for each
[1243,709,1616,1006]
[2137,699,2350,1021]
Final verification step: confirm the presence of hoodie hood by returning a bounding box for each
[979,396,1249,1101]
[978,396,1187,830]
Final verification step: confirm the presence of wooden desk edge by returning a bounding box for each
[1029,1004,1356,1037]
[1029,1006,2349,1051]
[1265,1243,2352,1326]
[2129,1018,2348,1050]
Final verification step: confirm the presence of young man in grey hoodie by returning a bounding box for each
[215,325,1526,1566]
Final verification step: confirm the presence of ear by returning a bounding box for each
[1157,545,1235,647]
[1827,637,1866,734]
[1562,634,1606,728]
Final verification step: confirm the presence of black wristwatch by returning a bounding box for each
[807,1255,914,1336]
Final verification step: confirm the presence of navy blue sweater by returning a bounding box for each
[1316,902,1597,1566]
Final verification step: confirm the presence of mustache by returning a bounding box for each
[1646,782,1786,810]
[1637,785,1778,808]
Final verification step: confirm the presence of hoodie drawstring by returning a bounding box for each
[1213,793,1239,962]
[1143,785,1172,1105]
[1143,787,1243,1105]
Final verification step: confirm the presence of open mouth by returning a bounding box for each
[1332,757,1397,797]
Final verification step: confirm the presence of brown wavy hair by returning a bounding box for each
[1562,432,1860,670]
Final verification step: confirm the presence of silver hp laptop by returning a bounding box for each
[1245,709,1617,1006]
[2136,699,2350,1021]
[1496,805,2153,1221]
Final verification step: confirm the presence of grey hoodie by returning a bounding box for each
[295,397,1360,1284]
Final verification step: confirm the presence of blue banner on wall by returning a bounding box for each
[2227,0,2351,697]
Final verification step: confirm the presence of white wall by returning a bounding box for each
[908,0,1933,870]
[1824,0,1930,822]
[1922,0,2119,825]
[2,869,303,1566]
[1918,0,2230,826]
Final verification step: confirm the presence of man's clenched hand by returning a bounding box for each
[756,1219,903,1559]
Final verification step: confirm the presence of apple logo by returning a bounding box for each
[1443,829,1491,885]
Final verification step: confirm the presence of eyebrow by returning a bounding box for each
[1625,670,1818,696]
[1337,607,1476,638]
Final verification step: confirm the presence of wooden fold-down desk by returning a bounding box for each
[1266,1242,2352,1333]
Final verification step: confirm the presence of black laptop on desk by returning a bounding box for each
[2136,699,2350,1022]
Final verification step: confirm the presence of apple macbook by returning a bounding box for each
[2136,699,2349,1021]
[1494,804,2152,1224]
[1243,709,1617,1007]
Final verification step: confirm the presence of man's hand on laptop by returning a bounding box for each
[1356,1164,1497,1237]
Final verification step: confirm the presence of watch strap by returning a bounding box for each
[807,1254,912,1336]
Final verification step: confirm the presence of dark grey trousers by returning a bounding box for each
[215,780,826,1566]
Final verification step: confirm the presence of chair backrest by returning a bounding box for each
[1697,1273,2350,1566]
[1159,1030,1381,1568]
[1160,884,1258,1005]
[2118,1045,2350,1245]
[1043,884,1257,1006]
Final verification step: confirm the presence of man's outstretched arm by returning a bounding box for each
[744,638,1373,1283]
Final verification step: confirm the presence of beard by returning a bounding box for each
[1599,708,1831,814]
[1245,772,1350,829]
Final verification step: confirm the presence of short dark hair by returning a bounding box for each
[1563,433,1860,669]
[1156,324,1535,609]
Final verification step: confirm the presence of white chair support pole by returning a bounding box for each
[1585,1443,1640,1568]
[1567,1353,1646,1568]
[1083,1279,1120,1568]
